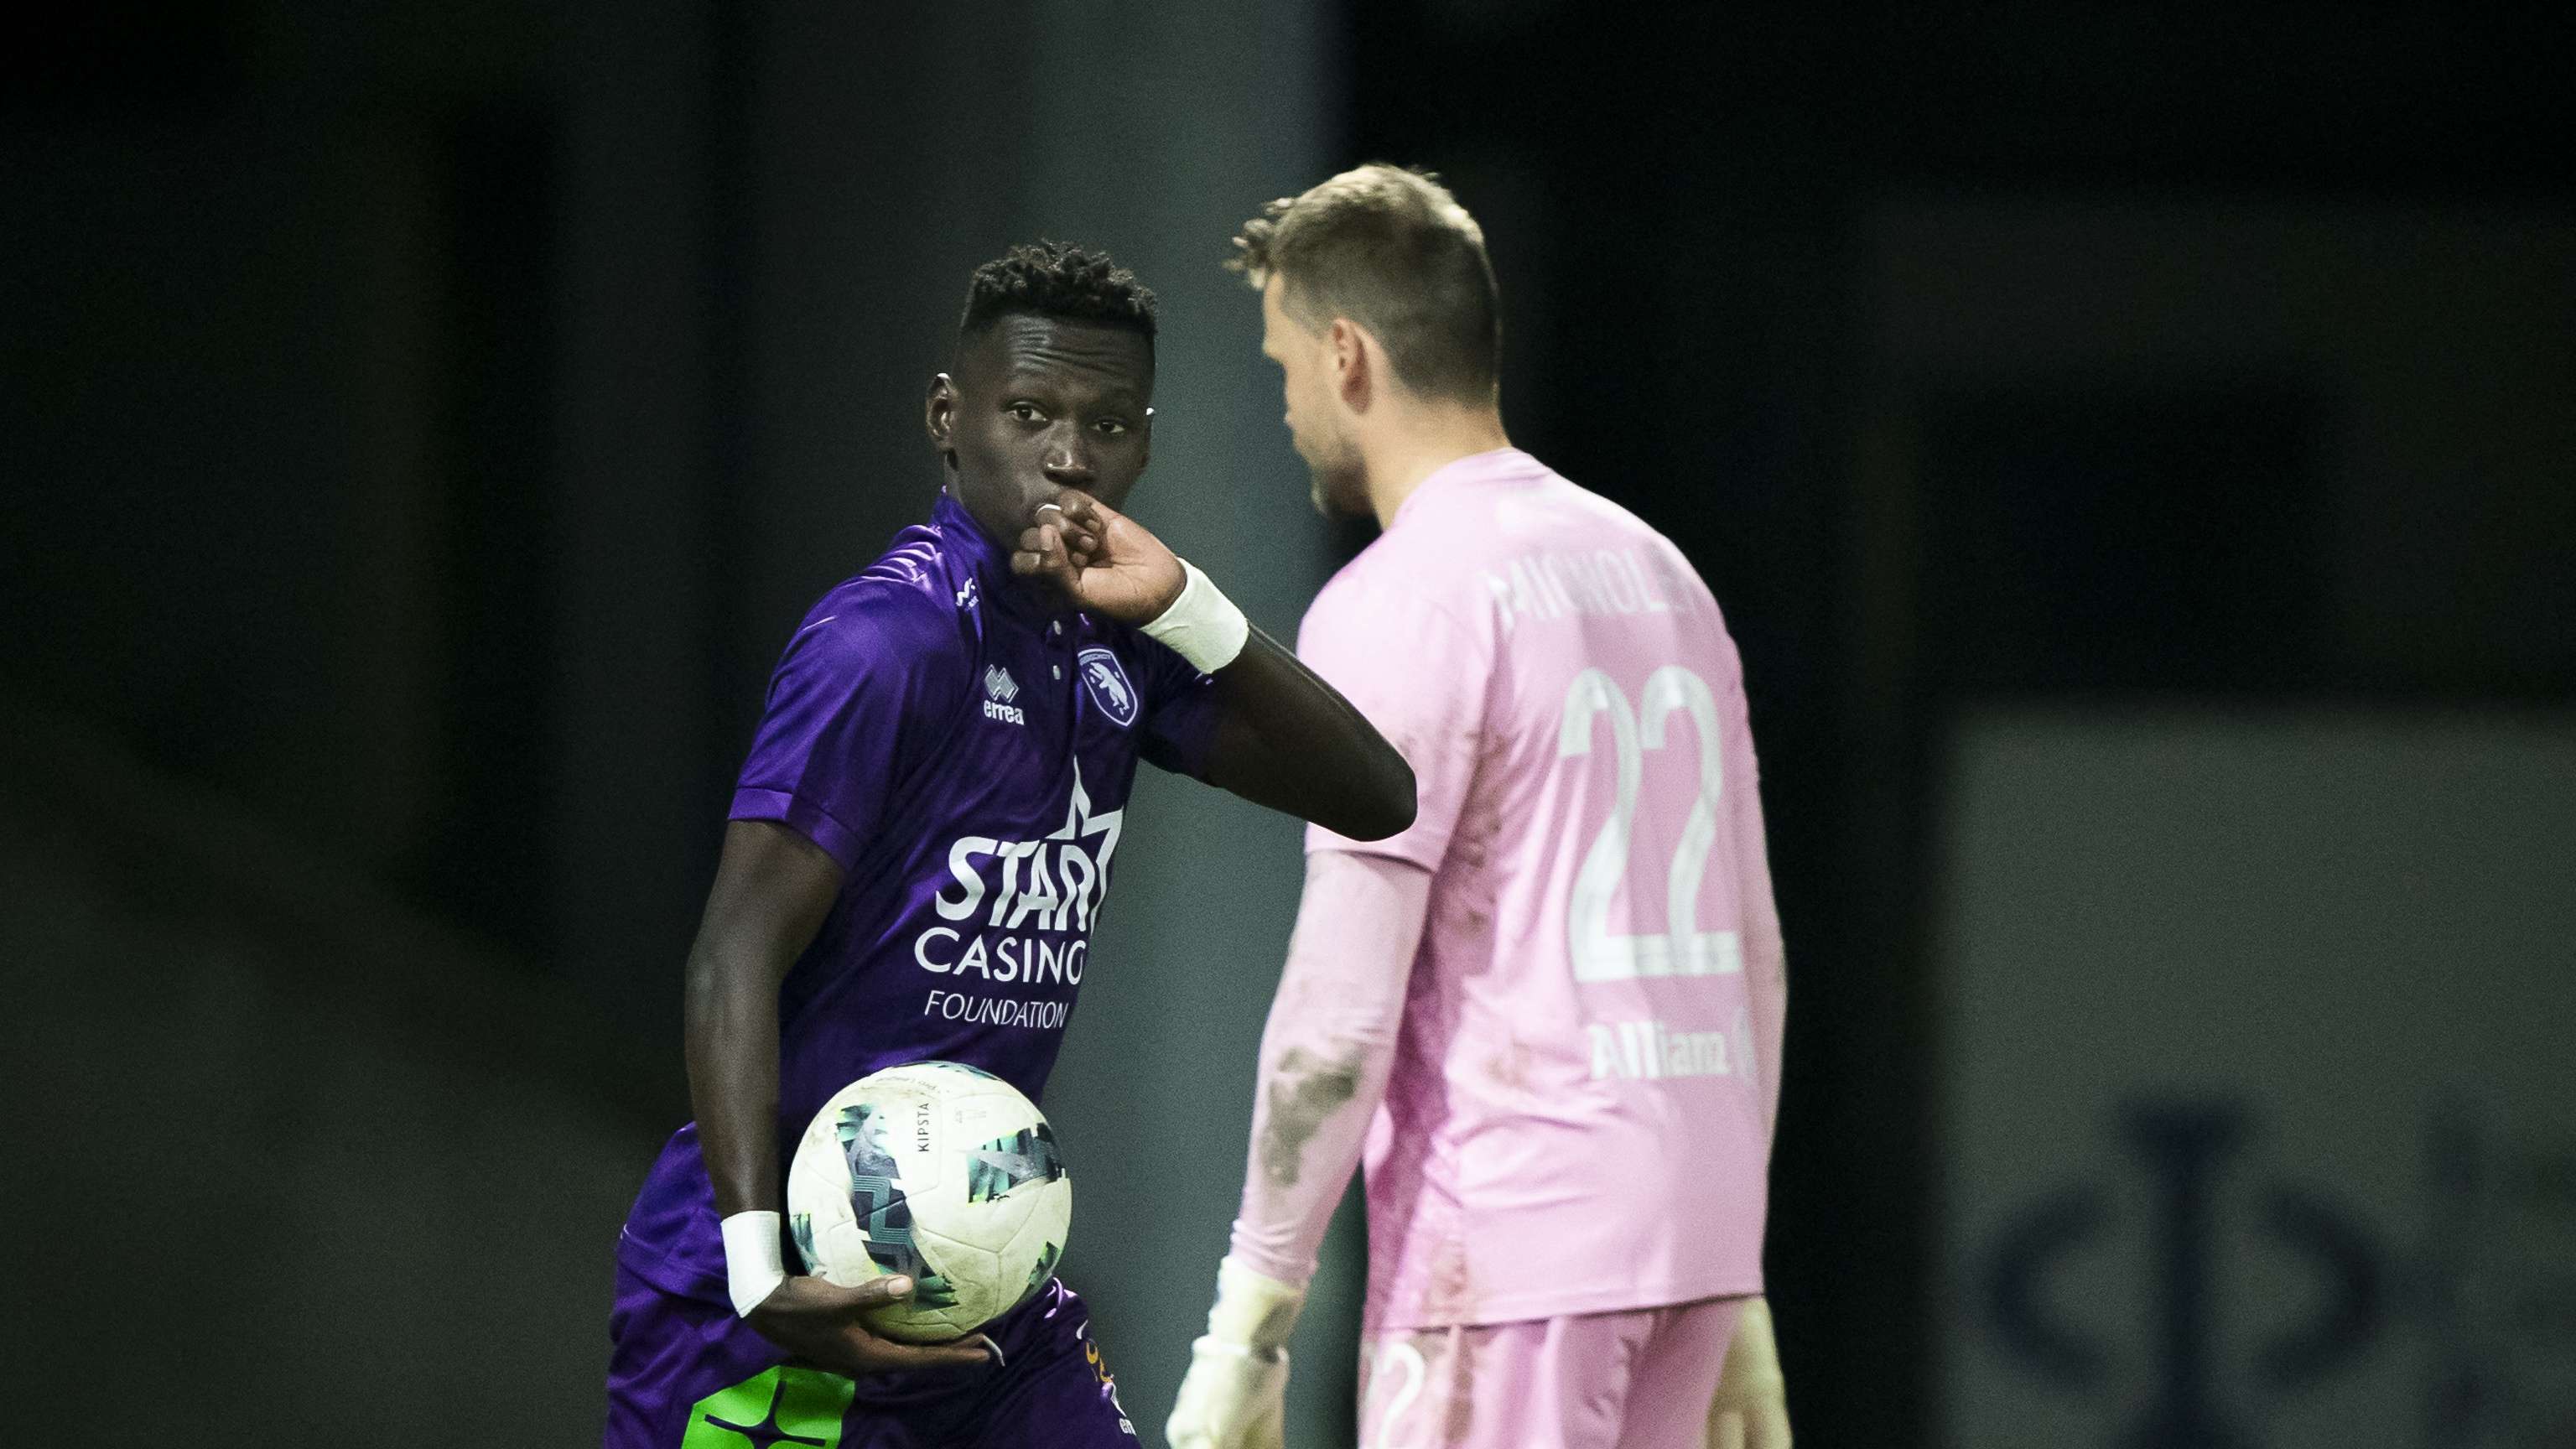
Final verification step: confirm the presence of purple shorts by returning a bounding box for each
[605,1267,1140,1448]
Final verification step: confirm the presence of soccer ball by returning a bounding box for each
[785,1061,1072,1342]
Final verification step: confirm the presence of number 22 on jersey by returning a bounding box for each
[1555,665,1742,984]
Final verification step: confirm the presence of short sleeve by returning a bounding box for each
[1130,631,1221,779]
[1297,576,1493,870]
[730,595,963,872]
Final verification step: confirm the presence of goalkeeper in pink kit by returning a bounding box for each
[1164,166,1794,1449]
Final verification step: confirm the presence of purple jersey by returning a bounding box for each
[617,491,1218,1301]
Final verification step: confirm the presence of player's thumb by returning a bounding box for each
[832,1272,917,1309]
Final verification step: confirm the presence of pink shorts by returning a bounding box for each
[1354,1296,1746,1449]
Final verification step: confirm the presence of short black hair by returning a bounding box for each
[959,240,1158,345]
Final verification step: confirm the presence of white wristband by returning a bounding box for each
[720,1210,788,1318]
[1141,558,1250,673]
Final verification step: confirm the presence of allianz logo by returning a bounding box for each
[983,664,1025,726]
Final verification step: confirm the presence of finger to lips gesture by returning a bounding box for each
[1011,490,1186,625]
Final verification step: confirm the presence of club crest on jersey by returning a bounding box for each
[982,664,1025,726]
[1077,647,1137,728]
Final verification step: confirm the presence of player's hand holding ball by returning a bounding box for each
[746,1274,999,1379]
[1166,1258,1303,1449]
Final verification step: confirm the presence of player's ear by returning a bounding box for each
[926,373,959,460]
[1329,319,1371,412]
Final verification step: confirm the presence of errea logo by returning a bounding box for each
[983,665,1026,726]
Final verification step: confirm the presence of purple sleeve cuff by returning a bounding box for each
[730,787,868,874]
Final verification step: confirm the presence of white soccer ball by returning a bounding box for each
[785,1060,1072,1342]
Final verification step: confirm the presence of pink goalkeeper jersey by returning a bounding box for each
[1301,449,1785,1330]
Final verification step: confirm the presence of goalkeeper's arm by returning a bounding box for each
[1166,849,1430,1449]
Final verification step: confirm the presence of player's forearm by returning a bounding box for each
[681,820,847,1221]
[1231,1021,1400,1284]
[1727,701,1789,1148]
[1737,852,1788,1149]
[683,942,787,1219]
[1227,853,1428,1283]
[1748,932,1786,1146]
[1203,628,1416,842]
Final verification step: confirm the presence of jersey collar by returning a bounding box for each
[1389,446,1545,531]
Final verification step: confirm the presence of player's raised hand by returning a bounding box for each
[746,1274,999,1379]
[1706,1296,1792,1449]
[1010,489,1186,625]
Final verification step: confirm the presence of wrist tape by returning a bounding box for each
[1141,559,1250,673]
[720,1209,787,1318]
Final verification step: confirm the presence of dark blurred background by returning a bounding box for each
[5,3,2572,1446]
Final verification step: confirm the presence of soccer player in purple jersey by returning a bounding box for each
[604,242,1415,1449]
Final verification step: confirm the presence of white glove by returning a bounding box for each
[1166,1258,1306,1449]
[1167,1337,1288,1449]
[1706,1296,1792,1449]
